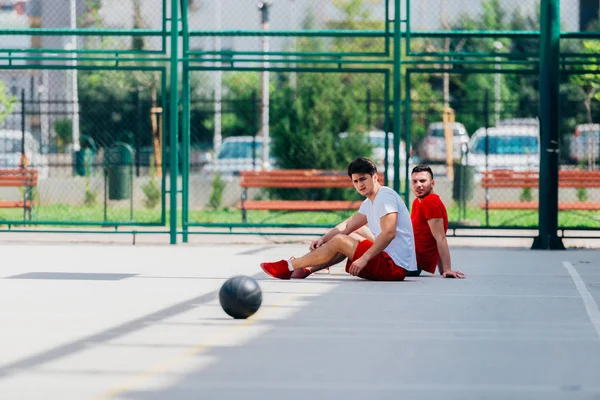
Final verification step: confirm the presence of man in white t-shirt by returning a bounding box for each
[260,157,418,281]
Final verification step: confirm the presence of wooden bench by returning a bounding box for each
[480,169,600,210]
[0,169,38,220]
[238,170,380,222]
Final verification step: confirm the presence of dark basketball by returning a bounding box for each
[219,275,262,319]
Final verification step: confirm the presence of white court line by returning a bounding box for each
[562,261,600,340]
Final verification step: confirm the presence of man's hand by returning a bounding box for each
[442,269,465,279]
[309,238,324,251]
[348,257,368,276]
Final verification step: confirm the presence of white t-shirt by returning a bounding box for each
[358,186,418,271]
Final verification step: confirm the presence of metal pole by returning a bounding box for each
[484,90,490,226]
[160,76,167,226]
[494,57,501,124]
[252,90,258,170]
[21,90,26,221]
[213,0,222,157]
[289,0,297,90]
[403,71,411,204]
[69,0,80,152]
[403,73,411,203]
[20,89,25,166]
[181,0,191,243]
[169,0,180,245]
[533,0,563,250]
[135,88,141,177]
[259,2,271,170]
[366,87,372,128]
[40,70,49,153]
[104,165,108,222]
[383,73,390,188]
[130,157,134,220]
[393,0,402,194]
[494,41,503,125]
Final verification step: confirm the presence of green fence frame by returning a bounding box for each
[0,0,598,245]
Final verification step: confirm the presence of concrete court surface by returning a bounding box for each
[0,242,599,400]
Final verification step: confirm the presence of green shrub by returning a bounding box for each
[141,178,161,209]
[54,119,72,153]
[520,187,533,202]
[83,178,99,207]
[208,174,226,210]
[576,187,589,202]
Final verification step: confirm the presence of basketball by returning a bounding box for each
[219,275,262,319]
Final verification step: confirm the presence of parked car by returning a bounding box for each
[339,130,409,169]
[466,125,539,174]
[203,136,275,175]
[497,118,539,127]
[366,130,409,166]
[567,123,599,164]
[417,122,469,163]
[0,129,49,178]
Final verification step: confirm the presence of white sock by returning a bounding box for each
[287,259,294,272]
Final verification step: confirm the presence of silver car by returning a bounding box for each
[0,130,50,178]
[418,122,469,163]
[467,126,540,174]
[567,123,599,164]
[203,136,275,176]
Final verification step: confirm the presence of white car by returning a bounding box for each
[567,123,599,164]
[0,129,49,178]
[339,130,408,167]
[418,122,469,163]
[467,126,539,174]
[203,136,275,176]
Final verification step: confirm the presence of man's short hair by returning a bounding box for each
[411,164,434,180]
[347,157,378,177]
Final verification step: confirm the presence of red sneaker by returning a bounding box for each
[291,267,312,279]
[260,260,293,280]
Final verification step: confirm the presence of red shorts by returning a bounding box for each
[345,240,407,281]
[419,258,438,275]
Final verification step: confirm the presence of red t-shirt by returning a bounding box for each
[411,194,448,274]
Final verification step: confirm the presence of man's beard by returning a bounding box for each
[416,188,432,198]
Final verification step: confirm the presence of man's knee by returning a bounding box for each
[329,234,359,255]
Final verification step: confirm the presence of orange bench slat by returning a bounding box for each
[0,201,33,209]
[482,170,600,188]
[479,201,600,210]
[0,169,39,187]
[238,200,362,211]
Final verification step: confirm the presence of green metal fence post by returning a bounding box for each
[383,73,390,187]
[392,0,402,194]
[169,0,179,245]
[161,72,168,227]
[403,71,411,204]
[181,0,190,243]
[533,0,564,250]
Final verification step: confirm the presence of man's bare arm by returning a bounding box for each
[356,213,396,264]
[427,218,465,279]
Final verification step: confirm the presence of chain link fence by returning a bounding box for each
[406,68,600,230]
[0,0,598,238]
[0,69,165,225]
[188,69,394,226]
[187,0,389,57]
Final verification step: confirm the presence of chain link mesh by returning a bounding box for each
[407,68,600,229]
[0,0,598,232]
[0,69,164,224]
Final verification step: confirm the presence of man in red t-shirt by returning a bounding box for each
[409,165,465,278]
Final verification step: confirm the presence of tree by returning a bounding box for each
[569,40,600,124]
[0,81,17,125]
